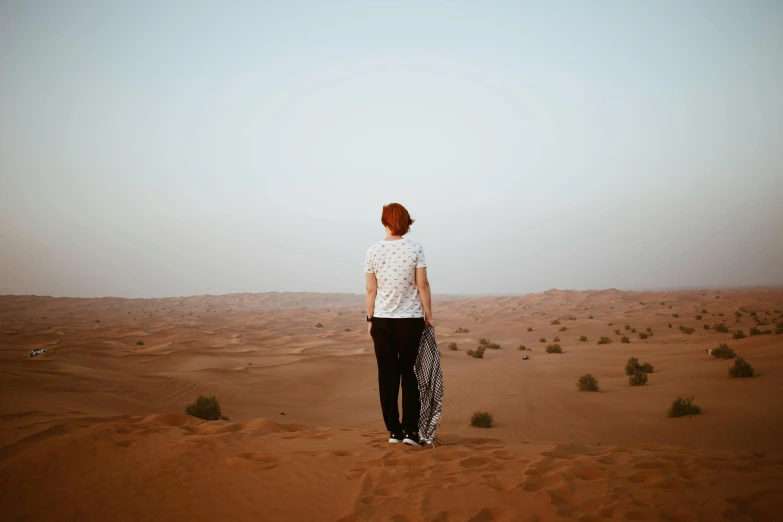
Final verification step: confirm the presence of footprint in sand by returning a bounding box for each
[460,456,495,469]
[225,452,291,471]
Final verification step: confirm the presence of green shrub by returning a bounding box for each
[667,397,701,418]
[679,326,695,334]
[728,357,754,378]
[553,336,560,342]
[455,327,470,333]
[448,342,458,351]
[479,338,489,346]
[488,342,501,349]
[711,344,735,359]
[546,343,562,353]
[749,327,761,336]
[518,345,526,351]
[576,374,599,392]
[614,329,621,335]
[624,324,631,331]
[597,337,612,345]
[315,323,323,328]
[639,332,648,339]
[621,336,630,343]
[551,320,561,325]
[629,371,648,386]
[136,340,144,346]
[559,326,567,332]
[467,346,486,358]
[539,337,546,343]
[470,411,493,428]
[714,323,730,333]
[186,395,224,421]
[579,335,588,342]
[732,330,746,340]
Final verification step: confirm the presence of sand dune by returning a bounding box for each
[2,289,783,520]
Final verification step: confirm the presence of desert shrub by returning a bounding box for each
[728,357,754,378]
[470,411,494,428]
[597,337,612,345]
[625,357,653,375]
[588,315,594,319]
[186,395,224,421]
[488,342,501,349]
[466,346,486,358]
[732,330,746,340]
[749,327,761,336]
[576,374,599,392]
[639,362,654,373]
[672,313,679,318]
[136,340,144,345]
[639,332,648,339]
[551,319,561,325]
[714,323,729,333]
[344,328,351,332]
[668,324,672,328]
[646,327,652,332]
[553,336,560,342]
[315,323,323,328]
[624,324,631,331]
[735,311,742,319]
[455,327,470,333]
[539,337,546,343]
[95,319,100,323]
[527,327,533,332]
[448,342,458,351]
[621,336,630,343]
[701,309,708,313]
[614,329,621,335]
[667,397,701,418]
[710,343,735,359]
[776,322,783,335]
[579,335,588,342]
[518,345,526,351]
[679,326,695,334]
[546,343,562,353]
[608,323,614,326]
[703,324,710,330]
[479,338,489,346]
[695,315,702,320]
[559,326,567,332]
[718,312,724,316]
[629,371,648,386]
[631,328,637,333]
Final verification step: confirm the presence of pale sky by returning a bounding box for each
[1,1,782,298]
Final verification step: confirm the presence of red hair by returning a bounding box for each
[381,203,415,236]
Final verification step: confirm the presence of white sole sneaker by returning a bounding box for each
[403,437,422,446]
[388,438,403,443]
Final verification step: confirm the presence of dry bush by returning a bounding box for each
[448,342,458,351]
[539,337,546,343]
[629,371,648,386]
[679,326,695,334]
[466,346,486,358]
[455,327,470,333]
[518,345,526,351]
[714,323,730,333]
[553,336,560,342]
[136,340,144,346]
[551,319,561,325]
[667,397,701,418]
[711,343,736,359]
[732,330,746,339]
[597,337,612,345]
[527,327,534,332]
[579,335,588,342]
[576,374,599,392]
[621,336,630,343]
[471,411,493,428]
[185,395,225,421]
[546,343,562,353]
[728,357,754,378]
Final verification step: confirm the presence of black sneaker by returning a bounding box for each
[388,432,404,444]
[403,430,422,446]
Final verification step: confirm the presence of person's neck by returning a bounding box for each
[385,235,403,241]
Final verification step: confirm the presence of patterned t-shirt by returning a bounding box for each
[364,239,427,318]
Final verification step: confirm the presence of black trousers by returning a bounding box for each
[370,317,425,434]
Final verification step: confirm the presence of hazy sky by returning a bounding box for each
[1,1,782,298]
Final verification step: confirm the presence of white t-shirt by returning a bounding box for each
[364,239,427,318]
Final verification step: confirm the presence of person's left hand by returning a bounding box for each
[367,321,372,337]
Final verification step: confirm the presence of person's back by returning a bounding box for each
[365,203,433,447]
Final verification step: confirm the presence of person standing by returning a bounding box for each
[365,203,433,446]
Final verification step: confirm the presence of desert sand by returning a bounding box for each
[1,289,782,521]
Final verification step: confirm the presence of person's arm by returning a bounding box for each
[366,273,377,335]
[416,267,433,326]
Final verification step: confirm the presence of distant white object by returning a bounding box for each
[522,355,529,360]
[28,348,46,358]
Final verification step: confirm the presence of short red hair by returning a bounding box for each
[381,203,415,236]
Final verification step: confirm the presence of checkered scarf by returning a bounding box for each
[414,326,443,445]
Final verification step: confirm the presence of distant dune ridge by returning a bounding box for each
[2,288,783,520]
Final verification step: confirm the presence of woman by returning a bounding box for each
[364,203,433,447]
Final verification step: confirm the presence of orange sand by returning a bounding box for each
[2,289,782,521]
